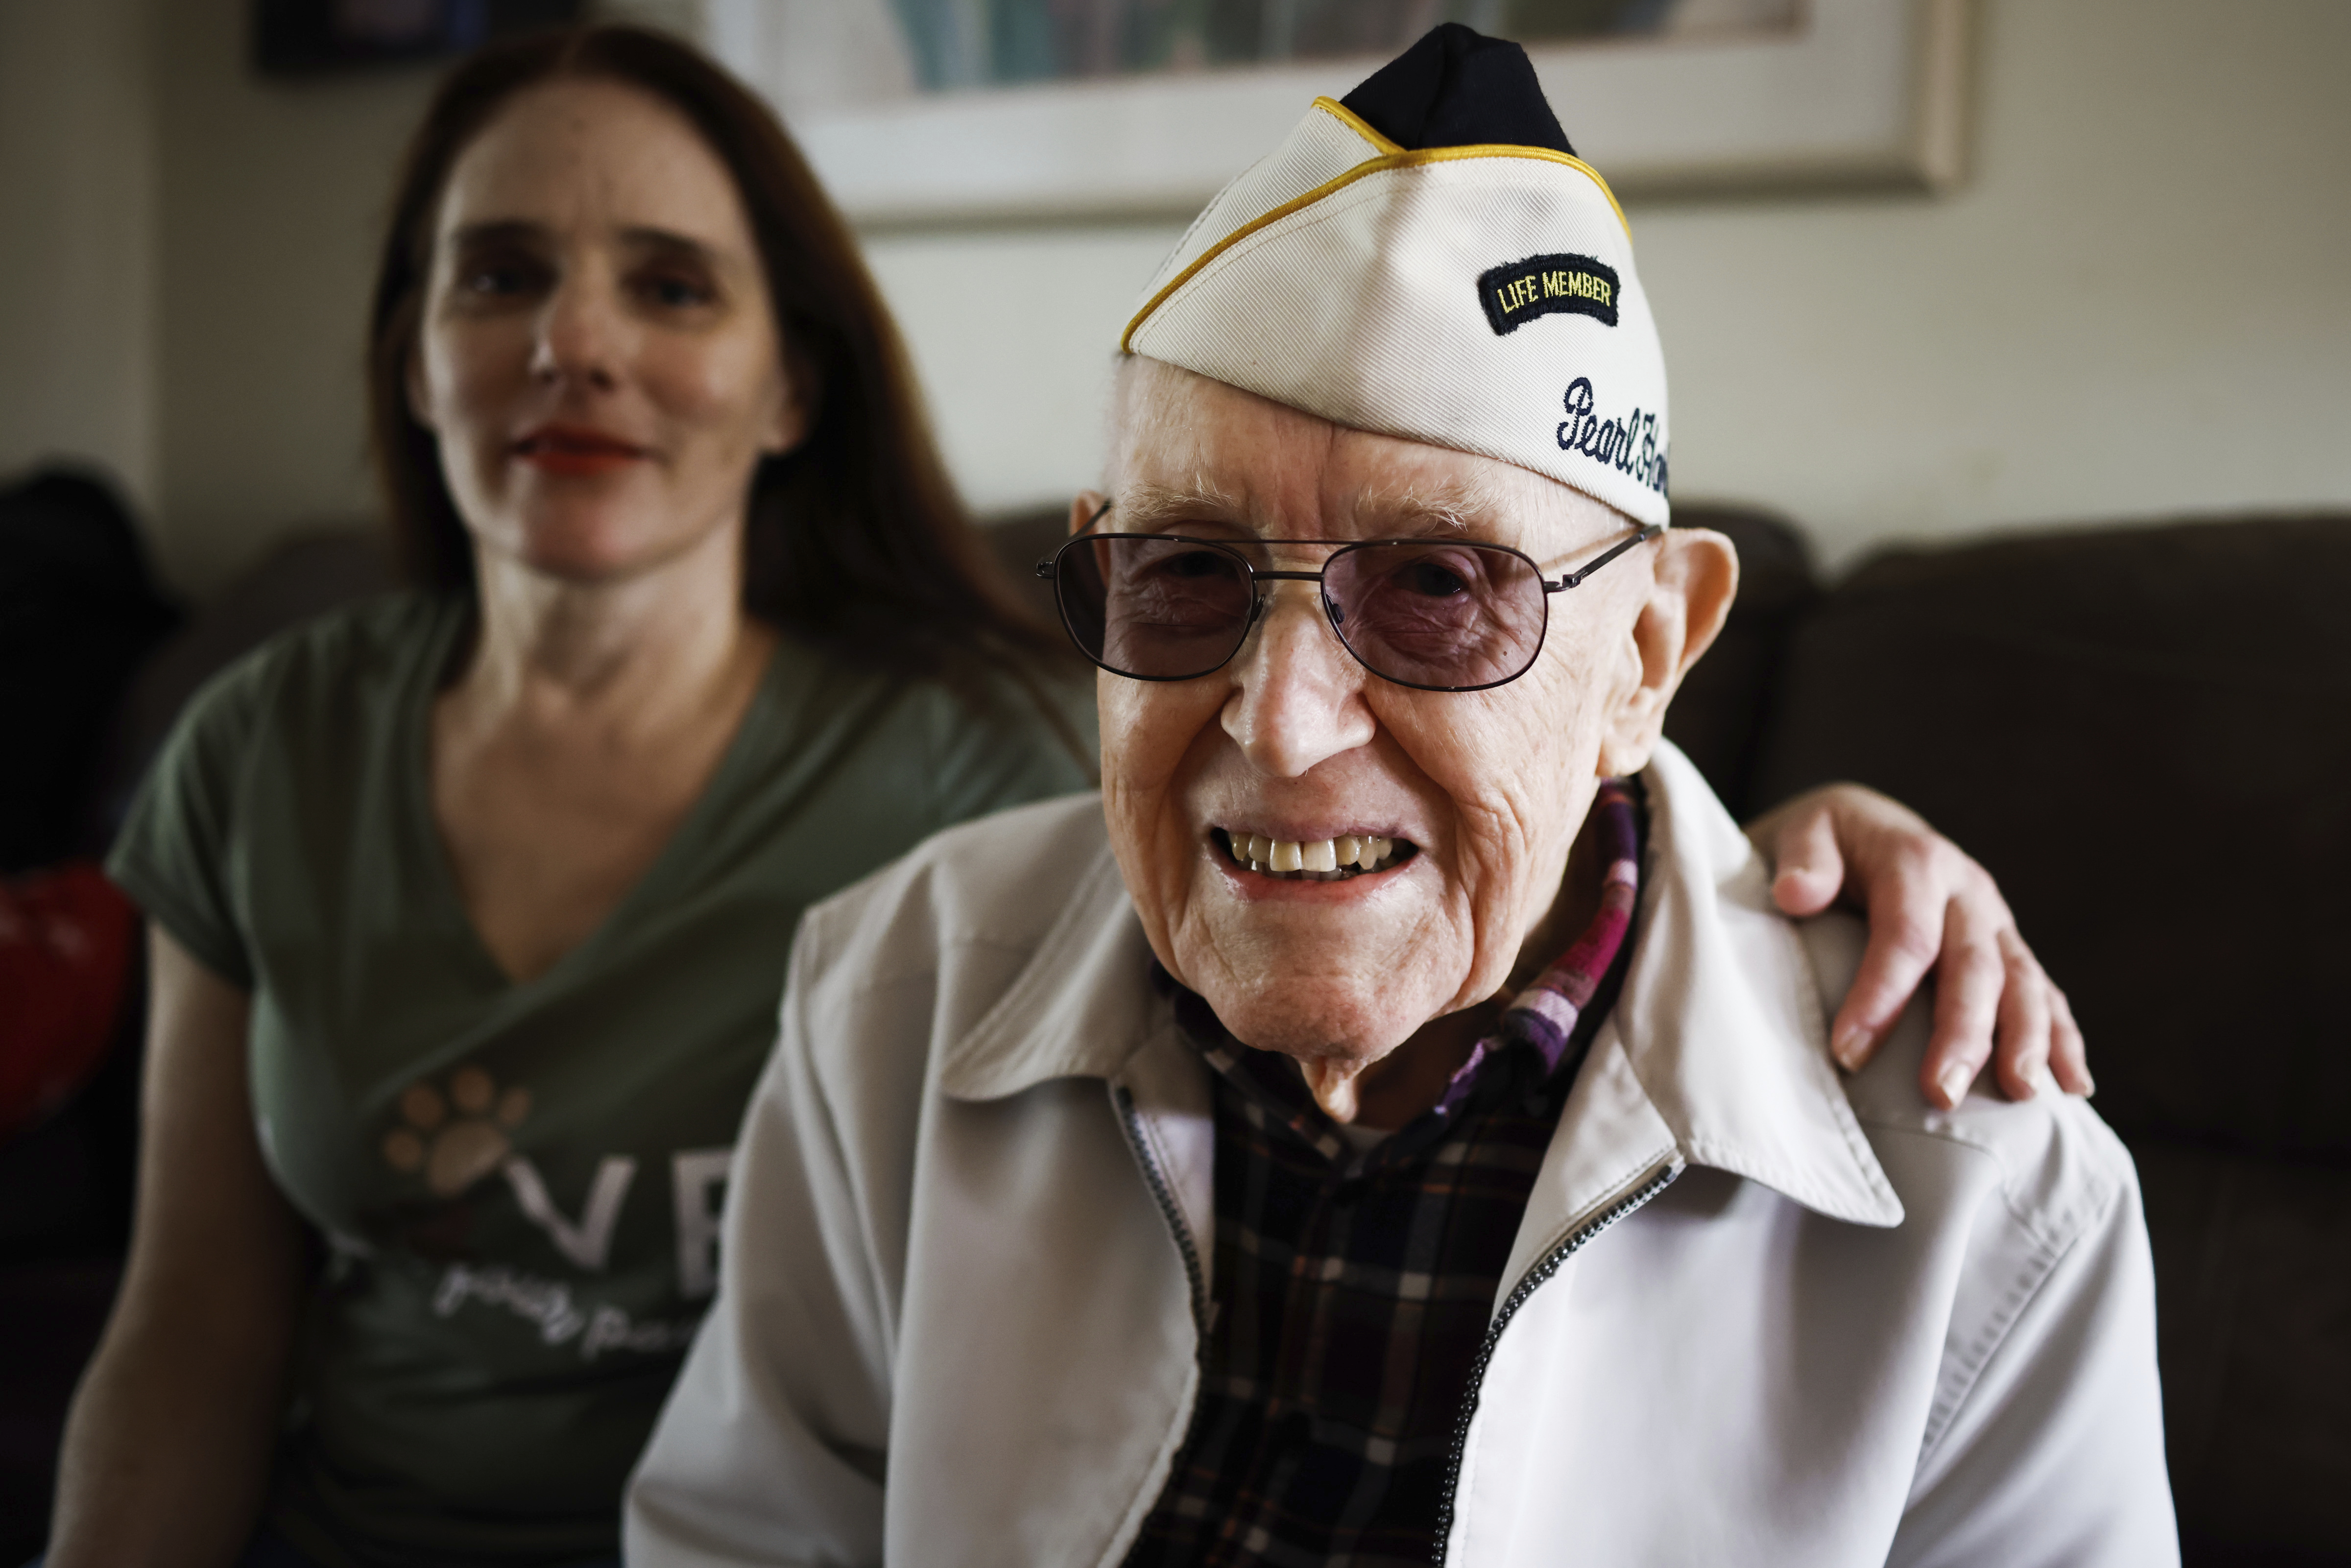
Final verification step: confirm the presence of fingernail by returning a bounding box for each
[1937,1063,1972,1108]
[1831,1023,1867,1070]
[2077,1070,2096,1097]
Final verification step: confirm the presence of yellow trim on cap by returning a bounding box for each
[1120,124,1631,353]
[1391,142,1628,231]
[1311,95,1404,154]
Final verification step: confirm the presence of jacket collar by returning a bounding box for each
[936,744,1902,1231]
[1605,743,1903,1227]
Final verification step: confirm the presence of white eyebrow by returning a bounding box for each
[1112,479,1249,532]
[1347,479,1511,536]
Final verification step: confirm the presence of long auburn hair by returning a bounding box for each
[365,24,1068,688]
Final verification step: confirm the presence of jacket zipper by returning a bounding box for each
[1430,1160,1681,1566]
[1113,1084,1208,1330]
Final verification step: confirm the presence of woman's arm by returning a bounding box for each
[1749,784,2092,1112]
[47,927,305,1568]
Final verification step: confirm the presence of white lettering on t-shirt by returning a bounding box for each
[671,1146,734,1300]
[433,1261,588,1345]
[579,1302,701,1360]
[432,1261,702,1360]
[502,1154,638,1273]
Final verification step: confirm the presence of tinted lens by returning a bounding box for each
[1321,541,1548,689]
[1056,535,1256,680]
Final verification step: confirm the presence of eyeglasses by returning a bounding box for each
[1036,502,1662,692]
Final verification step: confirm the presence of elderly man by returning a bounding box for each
[630,26,2170,1567]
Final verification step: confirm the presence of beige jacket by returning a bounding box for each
[626,743,2176,1566]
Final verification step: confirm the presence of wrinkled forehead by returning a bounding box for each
[1108,355,1620,551]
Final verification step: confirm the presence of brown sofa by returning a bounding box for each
[5,504,2344,1562]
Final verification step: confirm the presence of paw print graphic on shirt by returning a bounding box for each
[382,1065,531,1196]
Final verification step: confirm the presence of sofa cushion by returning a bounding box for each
[1749,511,2351,1565]
[1750,513,2351,1159]
[2138,1140,2351,1561]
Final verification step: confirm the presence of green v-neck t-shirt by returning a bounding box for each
[107,592,1096,1567]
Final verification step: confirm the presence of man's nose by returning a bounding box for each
[1221,584,1376,777]
[529,270,624,390]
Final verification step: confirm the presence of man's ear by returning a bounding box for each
[1597,527,1739,777]
[1069,489,1107,537]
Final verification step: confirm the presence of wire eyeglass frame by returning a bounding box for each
[1035,499,1664,693]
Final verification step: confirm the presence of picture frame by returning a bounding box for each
[252,0,584,76]
[699,0,1971,228]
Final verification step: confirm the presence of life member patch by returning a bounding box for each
[1478,252,1620,335]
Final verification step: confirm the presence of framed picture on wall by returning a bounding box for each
[698,0,1970,227]
[252,0,585,76]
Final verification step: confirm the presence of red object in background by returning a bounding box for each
[0,862,138,1141]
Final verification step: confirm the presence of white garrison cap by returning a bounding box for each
[1123,25,1670,526]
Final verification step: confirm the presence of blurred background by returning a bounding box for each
[2,0,2348,1560]
[1,0,2344,596]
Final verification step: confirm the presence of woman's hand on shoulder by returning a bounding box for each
[1746,784,2092,1112]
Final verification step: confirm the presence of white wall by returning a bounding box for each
[5,0,2343,594]
[148,0,435,592]
[864,0,2351,567]
[1632,0,2351,565]
[0,0,159,512]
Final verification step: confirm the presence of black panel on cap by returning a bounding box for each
[1339,23,1574,157]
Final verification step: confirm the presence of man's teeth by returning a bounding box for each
[1227,831,1404,879]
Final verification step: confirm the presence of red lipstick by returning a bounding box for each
[513,424,648,475]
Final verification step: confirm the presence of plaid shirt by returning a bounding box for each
[1126,782,1645,1568]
